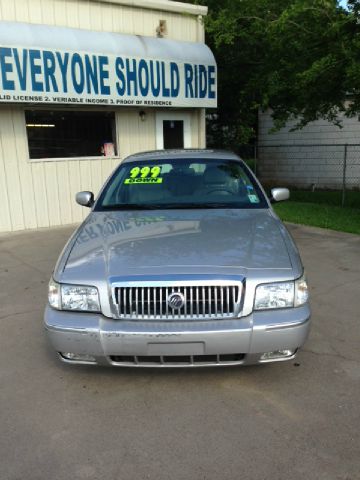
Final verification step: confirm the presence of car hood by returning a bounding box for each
[60,209,294,283]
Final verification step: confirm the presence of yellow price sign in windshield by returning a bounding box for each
[124,165,163,184]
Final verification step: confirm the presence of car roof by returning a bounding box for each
[122,149,241,164]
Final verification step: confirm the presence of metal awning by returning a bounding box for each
[0,21,217,108]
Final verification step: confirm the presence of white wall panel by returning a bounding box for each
[90,159,103,199]
[31,162,50,228]
[0,0,200,41]
[67,160,82,222]
[57,161,76,226]
[259,109,360,146]
[14,0,30,22]
[29,0,43,23]
[44,162,62,227]
[88,3,102,30]
[191,110,199,148]
[117,109,156,159]
[77,0,91,29]
[0,0,16,21]
[12,109,37,230]
[40,0,55,25]
[100,2,114,31]
[0,108,25,230]
[65,0,81,28]
[53,0,67,27]
[100,157,117,189]
[0,113,12,232]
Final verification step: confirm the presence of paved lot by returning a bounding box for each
[0,223,359,480]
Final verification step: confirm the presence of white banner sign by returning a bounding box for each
[0,46,217,108]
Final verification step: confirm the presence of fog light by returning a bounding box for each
[260,349,296,362]
[60,352,96,363]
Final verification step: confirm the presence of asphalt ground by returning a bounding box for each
[0,223,359,480]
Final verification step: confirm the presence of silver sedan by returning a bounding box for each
[44,149,310,367]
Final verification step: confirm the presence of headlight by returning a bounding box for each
[48,279,100,312]
[254,281,294,310]
[254,274,308,310]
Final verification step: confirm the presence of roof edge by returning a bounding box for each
[124,149,238,162]
[93,0,208,16]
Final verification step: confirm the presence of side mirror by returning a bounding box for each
[76,191,94,208]
[271,188,290,203]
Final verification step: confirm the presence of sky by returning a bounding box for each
[339,0,349,8]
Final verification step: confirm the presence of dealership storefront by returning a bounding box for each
[0,0,216,232]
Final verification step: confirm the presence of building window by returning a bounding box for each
[25,110,117,159]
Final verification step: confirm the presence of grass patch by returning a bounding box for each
[274,201,360,234]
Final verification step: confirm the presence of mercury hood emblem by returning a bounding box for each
[167,292,185,310]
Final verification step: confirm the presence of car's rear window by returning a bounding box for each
[95,157,268,210]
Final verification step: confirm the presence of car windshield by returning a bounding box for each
[95,157,268,210]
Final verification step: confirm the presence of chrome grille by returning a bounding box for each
[113,282,242,320]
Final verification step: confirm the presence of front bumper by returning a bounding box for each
[44,304,311,367]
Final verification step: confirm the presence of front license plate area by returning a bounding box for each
[147,342,205,356]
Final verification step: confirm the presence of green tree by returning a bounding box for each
[187,0,358,149]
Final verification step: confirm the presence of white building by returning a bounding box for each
[0,0,216,232]
[258,109,360,190]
